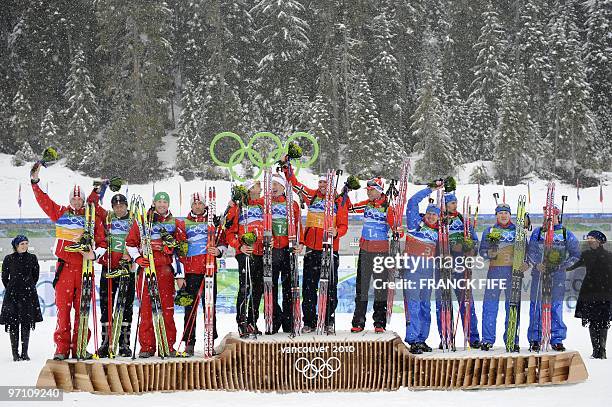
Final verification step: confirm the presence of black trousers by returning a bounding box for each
[235,254,264,327]
[100,266,135,324]
[302,249,339,329]
[351,250,389,328]
[271,248,294,333]
[182,273,218,344]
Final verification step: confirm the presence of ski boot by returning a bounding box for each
[139,350,155,358]
[469,340,481,349]
[374,326,385,334]
[118,323,133,357]
[53,353,69,361]
[551,343,566,352]
[529,341,541,352]
[351,326,364,333]
[185,344,195,357]
[409,343,423,355]
[480,342,493,351]
[418,342,432,352]
[96,323,110,358]
[301,326,315,334]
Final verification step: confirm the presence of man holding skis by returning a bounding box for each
[226,180,265,337]
[435,192,481,349]
[283,169,349,334]
[30,165,107,360]
[478,203,519,351]
[526,205,580,352]
[349,177,395,333]
[179,192,227,355]
[88,187,135,357]
[266,174,303,334]
[125,192,186,357]
[403,184,443,354]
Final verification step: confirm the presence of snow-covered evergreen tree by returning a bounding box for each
[494,67,533,185]
[175,80,203,176]
[62,46,99,171]
[583,0,611,165]
[9,84,33,149]
[39,108,59,148]
[468,1,509,133]
[308,89,335,172]
[547,2,600,179]
[252,0,309,125]
[516,0,552,133]
[446,87,468,164]
[345,73,398,177]
[11,141,37,166]
[412,36,455,181]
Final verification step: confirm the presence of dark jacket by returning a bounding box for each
[568,246,612,323]
[0,252,43,328]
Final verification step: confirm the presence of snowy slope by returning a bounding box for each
[1,153,610,219]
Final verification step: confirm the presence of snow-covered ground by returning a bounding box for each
[1,154,611,219]
[0,306,609,407]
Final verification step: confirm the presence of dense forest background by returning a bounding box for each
[0,0,609,185]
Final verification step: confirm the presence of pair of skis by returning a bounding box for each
[460,196,473,350]
[263,169,275,334]
[134,197,170,358]
[505,195,527,352]
[437,190,456,352]
[74,202,98,360]
[316,169,339,335]
[386,160,410,325]
[540,182,556,351]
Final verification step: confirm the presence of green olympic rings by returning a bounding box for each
[209,131,319,182]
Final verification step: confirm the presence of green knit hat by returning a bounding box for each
[154,191,170,204]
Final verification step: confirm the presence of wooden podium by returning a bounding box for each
[36,331,588,394]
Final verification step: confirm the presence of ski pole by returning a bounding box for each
[493,193,499,206]
[560,195,568,224]
[132,267,146,360]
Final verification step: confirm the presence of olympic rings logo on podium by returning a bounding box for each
[209,131,319,182]
[294,356,341,380]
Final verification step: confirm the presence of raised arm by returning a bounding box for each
[405,187,432,231]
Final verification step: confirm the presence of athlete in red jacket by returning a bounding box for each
[283,167,349,333]
[125,192,186,357]
[226,180,265,337]
[30,165,107,360]
[178,192,228,355]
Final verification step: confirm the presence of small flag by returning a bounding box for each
[152,183,156,200]
[17,183,22,208]
[527,182,531,204]
[600,182,604,203]
[477,182,481,205]
[125,185,129,200]
[502,180,506,204]
[576,178,580,201]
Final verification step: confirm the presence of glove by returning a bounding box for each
[135,256,150,268]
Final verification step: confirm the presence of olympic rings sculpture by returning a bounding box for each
[209,131,319,182]
[294,356,341,380]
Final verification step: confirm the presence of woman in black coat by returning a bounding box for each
[567,231,612,359]
[0,235,43,361]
